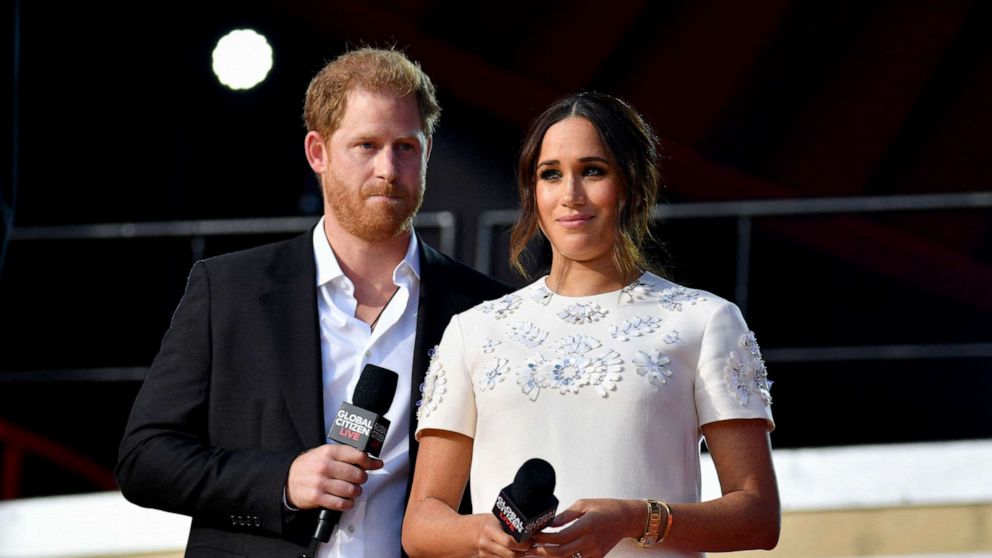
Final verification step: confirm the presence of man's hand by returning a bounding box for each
[285,444,384,510]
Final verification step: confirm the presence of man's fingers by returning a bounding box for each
[320,478,363,500]
[321,444,385,470]
[286,444,383,509]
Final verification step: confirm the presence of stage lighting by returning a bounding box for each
[211,29,273,91]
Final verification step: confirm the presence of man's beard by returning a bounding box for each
[322,170,424,242]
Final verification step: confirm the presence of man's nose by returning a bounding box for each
[374,148,399,182]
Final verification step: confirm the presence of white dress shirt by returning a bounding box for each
[312,218,420,558]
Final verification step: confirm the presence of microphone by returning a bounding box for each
[492,458,559,542]
[313,364,399,543]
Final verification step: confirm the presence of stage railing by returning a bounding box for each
[4,192,992,378]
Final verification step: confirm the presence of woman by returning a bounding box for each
[402,92,779,557]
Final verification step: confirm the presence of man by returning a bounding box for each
[117,48,509,557]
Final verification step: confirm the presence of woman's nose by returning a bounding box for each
[562,175,586,206]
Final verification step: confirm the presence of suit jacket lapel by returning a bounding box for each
[259,230,326,448]
[408,240,465,463]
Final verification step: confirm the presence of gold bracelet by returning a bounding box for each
[637,499,664,546]
[658,501,673,543]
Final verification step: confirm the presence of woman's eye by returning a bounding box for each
[538,169,561,181]
[583,166,605,177]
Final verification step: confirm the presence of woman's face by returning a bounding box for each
[535,116,622,269]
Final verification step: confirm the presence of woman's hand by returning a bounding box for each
[528,498,644,558]
[478,514,534,557]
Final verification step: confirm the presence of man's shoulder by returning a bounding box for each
[202,231,310,268]
[421,243,512,302]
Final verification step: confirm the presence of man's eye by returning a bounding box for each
[359,142,375,149]
[398,143,416,152]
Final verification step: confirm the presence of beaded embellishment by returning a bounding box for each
[530,285,554,306]
[633,349,674,389]
[478,357,510,391]
[724,331,773,406]
[480,294,522,320]
[482,338,502,353]
[557,302,608,324]
[610,316,664,341]
[515,335,624,399]
[507,321,549,348]
[417,346,447,419]
[620,278,661,304]
[657,287,705,312]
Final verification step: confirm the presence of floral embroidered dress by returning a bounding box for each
[416,272,773,557]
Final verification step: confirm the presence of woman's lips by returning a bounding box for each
[556,214,595,228]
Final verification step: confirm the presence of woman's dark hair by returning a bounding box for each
[509,91,662,278]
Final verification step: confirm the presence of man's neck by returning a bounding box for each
[322,217,412,305]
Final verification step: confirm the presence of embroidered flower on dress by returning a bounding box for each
[547,353,592,394]
[530,285,554,306]
[632,349,673,389]
[507,321,548,348]
[417,345,447,419]
[587,349,624,397]
[620,278,660,304]
[479,357,510,391]
[516,335,623,399]
[633,349,672,389]
[480,294,522,320]
[482,338,501,353]
[657,287,704,312]
[610,316,664,341]
[724,331,773,406]
[517,354,548,401]
[557,302,608,324]
[555,334,602,354]
[663,330,680,345]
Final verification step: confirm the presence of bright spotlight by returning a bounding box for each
[211,29,273,91]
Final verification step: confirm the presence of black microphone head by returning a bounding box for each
[510,458,556,516]
[352,364,399,415]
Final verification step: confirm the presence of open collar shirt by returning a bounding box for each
[312,217,420,558]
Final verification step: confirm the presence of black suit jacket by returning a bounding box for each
[117,229,510,557]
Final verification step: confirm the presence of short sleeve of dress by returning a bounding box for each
[415,314,478,441]
[694,300,775,431]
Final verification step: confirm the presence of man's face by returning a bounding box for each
[318,88,430,242]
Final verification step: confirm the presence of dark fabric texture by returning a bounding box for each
[117,228,510,557]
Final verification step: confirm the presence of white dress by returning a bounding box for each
[416,272,774,557]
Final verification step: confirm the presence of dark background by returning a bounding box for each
[2,0,990,499]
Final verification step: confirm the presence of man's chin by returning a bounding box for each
[343,216,414,242]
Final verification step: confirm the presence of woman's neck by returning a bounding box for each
[546,257,635,297]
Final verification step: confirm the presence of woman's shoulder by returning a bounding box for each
[627,272,736,316]
[460,277,544,313]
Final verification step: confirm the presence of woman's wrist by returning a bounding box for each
[635,499,672,546]
[627,498,651,539]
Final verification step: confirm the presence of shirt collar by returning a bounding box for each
[312,216,421,287]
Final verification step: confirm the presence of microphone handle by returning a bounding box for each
[314,508,342,543]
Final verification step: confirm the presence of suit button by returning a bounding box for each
[253,516,261,526]
[229,515,236,525]
[298,554,309,558]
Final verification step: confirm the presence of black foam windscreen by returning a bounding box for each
[352,364,399,415]
[510,458,556,516]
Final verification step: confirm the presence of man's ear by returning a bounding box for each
[304,131,329,173]
[424,135,433,163]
